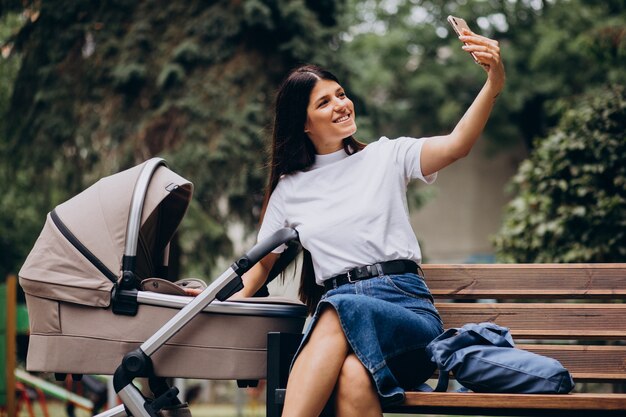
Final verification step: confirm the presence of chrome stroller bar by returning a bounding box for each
[123,158,167,262]
[137,291,302,317]
[96,227,299,417]
[113,157,169,316]
[141,266,239,356]
[94,404,127,417]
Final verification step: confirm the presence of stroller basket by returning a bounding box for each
[19,159,306,416]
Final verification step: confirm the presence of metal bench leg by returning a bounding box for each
[266,332,303,417]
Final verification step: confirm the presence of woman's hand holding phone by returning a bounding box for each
[447,15,505,97]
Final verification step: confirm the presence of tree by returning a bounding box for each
[0,9,33,282]
[493,86,626,263]
[0,0,347,280]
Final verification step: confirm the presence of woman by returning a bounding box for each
[190,28,504,417]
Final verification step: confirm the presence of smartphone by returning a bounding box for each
[447,15,480,64]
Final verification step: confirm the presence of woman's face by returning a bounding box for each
[304,79,357,154]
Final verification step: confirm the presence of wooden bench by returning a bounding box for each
[266,263,626,417]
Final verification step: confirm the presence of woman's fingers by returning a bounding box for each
[461,45,499,68]
[458,30,501,63]
[458,28,505,90]
[460,35,499,49]
[459,28,498,47]
[184,288,203,296]
[462,45,500,61]
[461,43,498,54]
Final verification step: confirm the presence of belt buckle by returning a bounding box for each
[347,271,356,283]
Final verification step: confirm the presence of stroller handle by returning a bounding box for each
[124,157,167,264]
[232,227,299,276]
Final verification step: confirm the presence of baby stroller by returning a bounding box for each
[19,158,306,417]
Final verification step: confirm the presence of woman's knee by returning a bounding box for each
[336,354,376,401]
[311,306,344,340]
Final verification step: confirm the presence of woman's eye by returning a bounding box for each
[318,100,328,108]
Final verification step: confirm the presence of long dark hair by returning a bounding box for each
[262,64,365,313]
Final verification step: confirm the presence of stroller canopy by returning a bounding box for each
[20,160,193,308]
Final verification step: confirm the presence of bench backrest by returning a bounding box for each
[422,264,626,383]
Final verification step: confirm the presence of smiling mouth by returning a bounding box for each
[334,114,351,123]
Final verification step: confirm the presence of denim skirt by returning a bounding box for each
[292,272,443,406]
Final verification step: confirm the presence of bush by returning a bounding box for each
[157,63,185,90]
[494,86,626,262]
[111,63,147,95]
[172,41,201,68]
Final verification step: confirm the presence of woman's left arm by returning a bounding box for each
[421,29,506,177]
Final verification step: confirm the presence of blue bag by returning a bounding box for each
[425,322,575,394]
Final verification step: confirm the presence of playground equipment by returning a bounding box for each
[15,369,95,416]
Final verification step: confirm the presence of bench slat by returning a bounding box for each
[437,303,626,339]
[423,264,626,299]
[508,344,626,381]
[398,392,626,412]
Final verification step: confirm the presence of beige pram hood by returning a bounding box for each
[19,160,193,308]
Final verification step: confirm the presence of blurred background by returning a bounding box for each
[1,0,625,416]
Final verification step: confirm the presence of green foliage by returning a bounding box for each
[172,40,201,68]
[111,63,147,92]
[494,86,626,263]
[0,12,22,120]
[157,63,185,90]
[0,0,345,278]
[0,11,28,281]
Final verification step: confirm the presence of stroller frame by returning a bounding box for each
[53,158,299,417]
[101,261,292,417]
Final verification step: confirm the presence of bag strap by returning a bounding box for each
[428,323,514,350]
[434,370,450,392]
[415,383,433,392]
[417,373,469,393]
[461,322,515,348]
[416,369,451,392]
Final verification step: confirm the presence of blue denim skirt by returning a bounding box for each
[292,272,443,406]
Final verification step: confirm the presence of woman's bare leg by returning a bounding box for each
[281,307,350,417]
[334,354,383,417]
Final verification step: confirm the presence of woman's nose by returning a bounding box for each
[334,99,347,112]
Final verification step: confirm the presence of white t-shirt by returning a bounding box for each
[257,136,436,285]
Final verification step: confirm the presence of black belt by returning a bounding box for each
[323,260,420,293]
